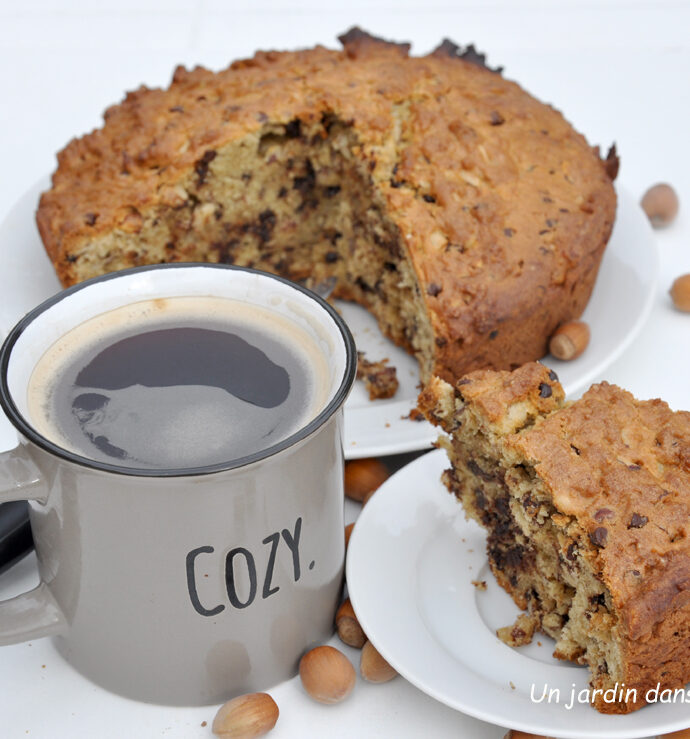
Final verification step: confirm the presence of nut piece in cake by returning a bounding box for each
[418,362,690,714]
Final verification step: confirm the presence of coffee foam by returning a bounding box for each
[28,296,331,464]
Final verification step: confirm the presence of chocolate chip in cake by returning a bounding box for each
[590,593,606,607]
[467,459,495,482]
[548,369,559,381]
[84,212,97,226]
[538,382,552,398]
[489,330,498,340]
[285,119,301,138]
[427,282,442,297]
[590,527,608,548]
[435,337,447,347]
[504,228,514,237]
[489,111,504,126]
[194,149,217,185]
[355,277,373,293]
[293,160,316,194]
[594,508,614,523]
[324,185,341,198]
[254,209,276,243]
[629,513,649,529]
[422,194,436,203]
[474,487,487,511]
[325,251,339,263]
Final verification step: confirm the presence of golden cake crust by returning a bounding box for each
[37,30,617,381]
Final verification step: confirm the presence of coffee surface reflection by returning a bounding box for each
[28,296,327,469]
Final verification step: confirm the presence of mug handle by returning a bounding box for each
[0,445,67,645]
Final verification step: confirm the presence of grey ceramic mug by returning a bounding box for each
[0,263,356,705]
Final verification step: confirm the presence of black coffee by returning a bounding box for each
[28,297,327,469]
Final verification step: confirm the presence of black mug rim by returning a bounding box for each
[0,263,357,478]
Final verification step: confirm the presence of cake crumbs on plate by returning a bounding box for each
[357,351,399,400]
[497,613,539,647]
[471,579,487,590]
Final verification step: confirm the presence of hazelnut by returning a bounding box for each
[344,522,354,551]
[362,487,378,506]
[640,183,679,228]
[120,207,143,234]
[299,646,355,704]
[548,320,590,360]
[212,692,279,738]
[360,640,397,683]
[670,274,690,312]
[344,458,389,503]
[336,598,366,649]
[159,184,188,207]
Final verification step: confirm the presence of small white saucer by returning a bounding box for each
[347,449,689,738]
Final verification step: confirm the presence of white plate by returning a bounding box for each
[347,449,689,739]
[0,181,658,459]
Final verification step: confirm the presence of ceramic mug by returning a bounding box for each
[0,263,356,705]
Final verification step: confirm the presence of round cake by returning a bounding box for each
[36,28,618,384]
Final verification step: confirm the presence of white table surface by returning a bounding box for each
[0,1,688,737]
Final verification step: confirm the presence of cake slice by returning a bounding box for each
[418,362,690,713]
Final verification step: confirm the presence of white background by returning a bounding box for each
[0,1,689,737]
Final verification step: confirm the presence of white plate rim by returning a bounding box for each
[0,180,659,459]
